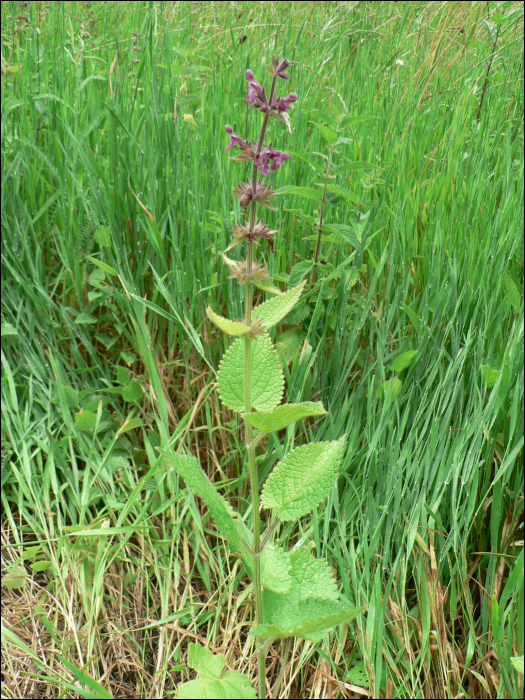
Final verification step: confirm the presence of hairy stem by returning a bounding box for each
[311,146,334,286]
[244,73,277,698]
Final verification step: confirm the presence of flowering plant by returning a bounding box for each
[170,58,364,700]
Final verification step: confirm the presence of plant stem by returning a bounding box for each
[311,146,334,286]
[244,72,277,699]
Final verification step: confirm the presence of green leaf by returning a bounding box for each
[323,223,361,246]
[217,334,284,414]
[244,402,327,434]
[164,451,253,576]
[504,272,522,312]
[253,281,306,329]
[253,279,283,296]
[176,643,256,699]
[285,152,325,176]
[284,208,318,227]
[376,378,402,399]
[261,436,346,521]
[261,545,292,593]
[75,410,98,431]
[117,366,131,385]
[253,595,364,642]
[391,350,418,373]
[274,186,324,203]
[511,656,524,674]
[289,261,313,289]
[88,256,118,277]
[117,416,143,435]
[3,564,27,589]
[481,365,499,388]
[316,124,339,146]
[1,323,18,337]
[122,380,143,402]
[288,546,339,601]
[75,313,98,325]
[402,304,422,335]
[276,331,303,363]
[206,307,248,336]
[121,351,137,365]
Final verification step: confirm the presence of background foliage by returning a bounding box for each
[1,1,523,698]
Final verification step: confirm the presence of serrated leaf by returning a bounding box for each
[282,303,310,326]
[391,350,418,373]
[117,366,131,385]
[165,451,253,576]
[122,380,143,402]
[261,436,346,521]
[285,153,325,176]
[504,272,522,312]
[176,643,256,699]
[323,223,361,246]
[481,365,499,388]
[274,186,323,203]
[376,377,402,399]
[120,351,137,365]
[217,334,284,414]
[276,331,303,363]
[288,546,339,601]
[207,306,248,336]
[253,279,283,296]
[284,208,318,227]
[74,410,98,431]
[244,402,327,433]
[289,261,313,289]
[316,123,339,145]
[253,281,306,329]
[261,545,292,593]
[75,313,98,325]
[253,595,364,641]
[3,564,27,589]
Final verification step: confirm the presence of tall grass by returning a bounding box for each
[1,2,523,698]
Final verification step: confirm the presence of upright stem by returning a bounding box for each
[243,73,277,700]
[311,146,333,286]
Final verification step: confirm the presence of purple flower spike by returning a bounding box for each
[245,69,254,81]
[276,58,291,80]
[255,148,291,176]
[224,125,246,151]
[275,93,297,113]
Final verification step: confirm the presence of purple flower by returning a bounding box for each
[275,58,291,80]
[255,147,290,176]
[225,125,246,151]
[245,69,254,81]
[274,93,297,113]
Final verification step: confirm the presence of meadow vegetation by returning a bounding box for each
[1,1,524,698]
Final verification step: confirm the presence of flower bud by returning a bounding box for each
[245,69,254,81]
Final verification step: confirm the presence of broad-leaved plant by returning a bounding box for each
[168,57,364,700]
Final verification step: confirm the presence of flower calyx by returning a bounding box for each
[226,220,277,253]
[233,181,277,211]
[222,254,269,285]
[224,125,256,161]
[245,64,297,115]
